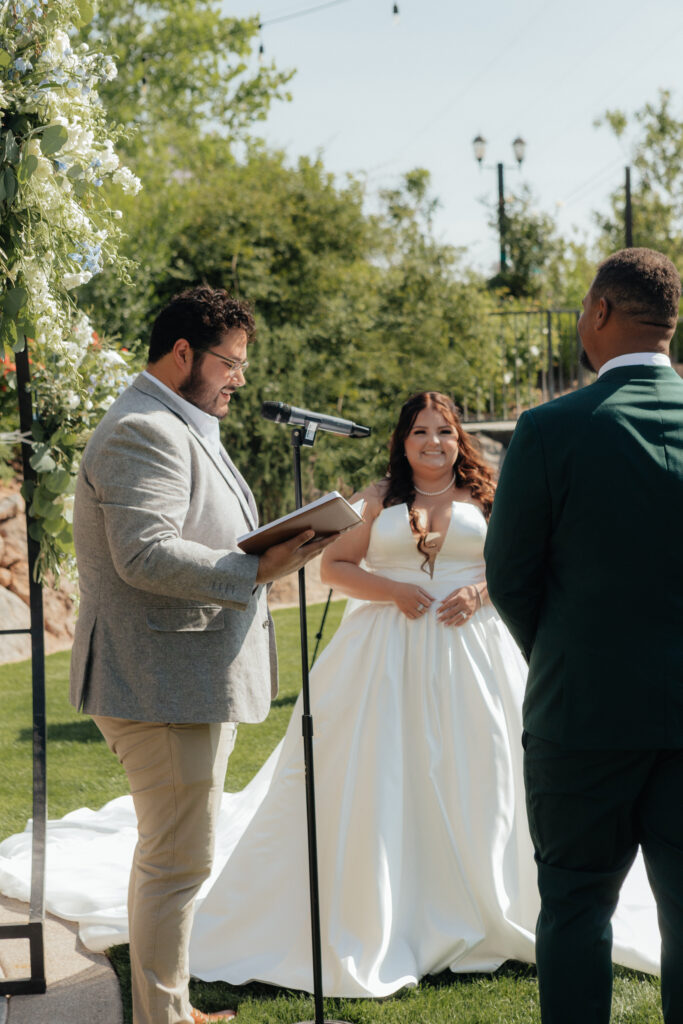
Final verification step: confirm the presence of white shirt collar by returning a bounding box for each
[141,370,221,452]
[597,352,671,378]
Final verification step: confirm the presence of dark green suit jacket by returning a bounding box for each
[485,364,683,749]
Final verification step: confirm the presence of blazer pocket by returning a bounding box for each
[146,606,226,632]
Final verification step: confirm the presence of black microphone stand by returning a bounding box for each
[290,421,349,1024]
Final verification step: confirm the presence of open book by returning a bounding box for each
[237,491,364,556]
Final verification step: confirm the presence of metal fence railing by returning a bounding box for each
[463,310,683,425]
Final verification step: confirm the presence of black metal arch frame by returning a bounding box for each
[0,346,47,995]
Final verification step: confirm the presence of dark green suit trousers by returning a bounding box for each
[523,734,683,1023]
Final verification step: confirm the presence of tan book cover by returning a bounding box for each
[237,491,364,556]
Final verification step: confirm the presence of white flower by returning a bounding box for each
[100,349,127,366]
[97,140,119,174]
[62,270,93,290]
[113,166,142,195]
[52,30,71,55]
[61,494,75,523]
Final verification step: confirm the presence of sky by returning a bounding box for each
[221,0,683,274]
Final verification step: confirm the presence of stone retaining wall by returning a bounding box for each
[0,481,76,664]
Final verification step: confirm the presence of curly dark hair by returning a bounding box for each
[383,391,496,574]
[148,284,256,363]
[592,248,681,328]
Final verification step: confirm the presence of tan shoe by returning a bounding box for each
[190,1007,237,1022]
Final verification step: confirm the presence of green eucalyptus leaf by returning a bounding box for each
[20,480,35,501]
[42,511,65,536]
[66,163,84,179]
[0,51,12,68]
[4,131,19,165]
[29,445,57,473]
[31,421,45,442]
[17,318,37,339]
[17,154,38,184]
[3,285,28,317]
[43,468,71,494]
[0,316,17,347]
[30,487,55,517]
[40,124,69,156]
[0,175,5,202]
[3,168,17,203]
[75,0,95,26]
[56,532,75,553]
[28,521,43,542]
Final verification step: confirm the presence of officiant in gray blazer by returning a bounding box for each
[70,285,334,1024]
[485,248,683,1024]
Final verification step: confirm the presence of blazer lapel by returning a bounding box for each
[131,374,258,530]
[220,448,259,525]
[189,426,258,531]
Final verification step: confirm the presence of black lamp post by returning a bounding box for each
[473,134,526,273]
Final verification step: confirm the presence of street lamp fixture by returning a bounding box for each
[512,136,526,165]
[472,134,527,273]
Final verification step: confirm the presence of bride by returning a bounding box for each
[0,391,661,996]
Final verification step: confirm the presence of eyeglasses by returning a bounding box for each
[204,349,249,376]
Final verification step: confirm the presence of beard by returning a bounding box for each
[178,354,232,419]
[579,347,596,373]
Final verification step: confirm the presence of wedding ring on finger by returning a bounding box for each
[417,602,425,612]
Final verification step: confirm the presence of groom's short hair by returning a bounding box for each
[593,248,681,328]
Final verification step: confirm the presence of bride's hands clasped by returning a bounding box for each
[392,582,435,620]
[437,584,481,627]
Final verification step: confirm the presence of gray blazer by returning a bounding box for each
[70,373,278,724]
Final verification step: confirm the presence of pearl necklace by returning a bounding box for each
[414,474,456,497]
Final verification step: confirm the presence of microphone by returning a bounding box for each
[261,401,371,438]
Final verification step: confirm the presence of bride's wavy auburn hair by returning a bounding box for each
[382,393,496,572]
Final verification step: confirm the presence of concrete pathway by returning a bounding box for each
[0,895,123,1024]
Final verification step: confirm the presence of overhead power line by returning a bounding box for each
[258,1,399,60]
[259,0,352,28]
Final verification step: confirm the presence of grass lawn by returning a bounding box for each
[0,601,663,1022]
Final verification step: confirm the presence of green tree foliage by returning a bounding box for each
[486,186,565,300]
[81,0,292,153]
[595,89,683,263]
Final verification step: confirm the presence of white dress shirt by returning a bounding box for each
[597,352,671,378]
[141,370,221,453]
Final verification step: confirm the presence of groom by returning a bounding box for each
[485,248,683,1023]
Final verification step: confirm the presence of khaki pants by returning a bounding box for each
[93,716,237,1024]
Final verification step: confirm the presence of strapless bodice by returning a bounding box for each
[363,501,487,598]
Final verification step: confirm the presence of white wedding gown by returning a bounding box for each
[0,503,661,996]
